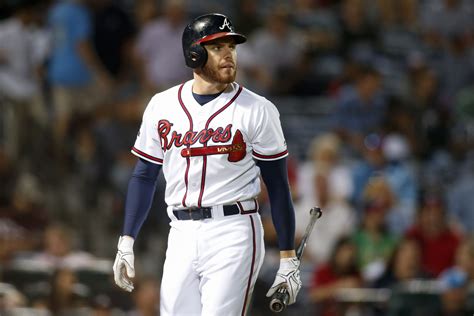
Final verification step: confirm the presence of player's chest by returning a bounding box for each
[156,103,249,151]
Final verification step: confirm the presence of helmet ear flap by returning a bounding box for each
[186,44,208,69]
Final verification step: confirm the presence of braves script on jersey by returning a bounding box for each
[131,79,288,213]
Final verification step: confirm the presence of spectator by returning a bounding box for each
[48,268,88,315]
[375,0,422,58]
[0,0,49,159]
[295,133,355,263]
[405,190,462,277]
[0,172,48,263]
[421,0,473,40]
[127,278,160,316]
[447,156,474,233]
[437,33,474,105]
[373,238,427,288]
[351,133,386,210]
[238,5,306,95]
[23,223,96,270]
[233,0,262,36]
[407,64,452,160]
[309,236,362,316]
[94,98,143,193]
[337,0,377,57]
[332,65,386,153]
[48,0,113,152]
[352,175,398,282]
[350,133,417,234]
[0,172,49,242]
[438,268,471,316]
[91,294,114,316]
[92,0,136,84]
[134,0,190,94]
[381,133,418,235]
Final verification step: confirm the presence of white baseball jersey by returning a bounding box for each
[131,79,288,315]
[131,79,288,211]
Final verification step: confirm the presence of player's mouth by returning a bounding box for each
[220,63,235,69]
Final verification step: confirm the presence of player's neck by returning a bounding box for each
[192,74,229,95]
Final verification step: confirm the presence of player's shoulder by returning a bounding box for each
[237,84,276,110]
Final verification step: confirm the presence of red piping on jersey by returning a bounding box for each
[178,83,193,207]
[131,147,163,164]
[197,86,243,207]
[241,215,256,316]
[252,149,288,160]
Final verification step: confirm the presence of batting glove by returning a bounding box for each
[113,236,135,292]
[266,257,302,305]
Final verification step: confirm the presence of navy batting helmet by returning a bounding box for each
[182,13,246,69]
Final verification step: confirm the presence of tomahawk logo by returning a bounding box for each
[219,18,232,31]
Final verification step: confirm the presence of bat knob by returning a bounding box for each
[310,207,322,218]
[269,299,285,313]
[269,289,289,313]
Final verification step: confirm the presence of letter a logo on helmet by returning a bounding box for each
[182,13,246,69]
[219,18,233,31]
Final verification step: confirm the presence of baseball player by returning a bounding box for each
[113,13,301,315]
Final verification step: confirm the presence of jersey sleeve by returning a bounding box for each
[250,99,288,161]
[131,97,164,165]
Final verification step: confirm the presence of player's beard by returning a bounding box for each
[201,63,236,84]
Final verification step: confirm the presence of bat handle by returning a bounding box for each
[269,287,289,313]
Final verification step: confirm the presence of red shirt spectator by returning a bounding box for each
[310,237,361,316]
[405,192,462,277]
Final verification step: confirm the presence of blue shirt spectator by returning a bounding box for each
[332,65,387,154]
[447,158,474,233]
[48,1,92,86]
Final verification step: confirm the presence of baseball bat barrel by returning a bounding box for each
[269,207,322,313]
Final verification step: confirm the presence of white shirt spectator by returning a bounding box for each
[135,18,190,90]
[295,161,356,263]
[0,18,49,100]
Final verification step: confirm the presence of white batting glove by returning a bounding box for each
[113,236,135,292]
[266,257,302,305]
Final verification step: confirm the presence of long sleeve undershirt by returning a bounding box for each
[122,158,161,238]
[256,158,295,250]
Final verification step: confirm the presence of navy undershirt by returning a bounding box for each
[192,91,223,105]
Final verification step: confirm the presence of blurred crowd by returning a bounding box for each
[0,0,473,315]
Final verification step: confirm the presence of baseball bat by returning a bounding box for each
[269,207,322,313]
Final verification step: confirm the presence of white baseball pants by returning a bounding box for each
[160,213,265,316]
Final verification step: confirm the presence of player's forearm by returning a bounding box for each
[256,158,296,251]
[123,159,161,238]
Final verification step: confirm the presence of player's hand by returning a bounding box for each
[113,235,135,292]
[266,257,302,305]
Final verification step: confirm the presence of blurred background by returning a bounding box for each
[0,0,473,315]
